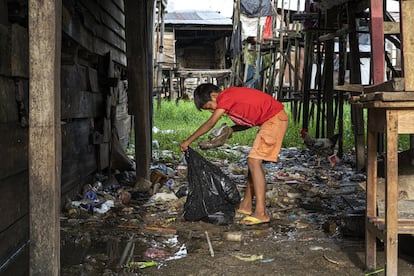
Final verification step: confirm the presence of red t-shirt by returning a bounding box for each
[216,87,284,127]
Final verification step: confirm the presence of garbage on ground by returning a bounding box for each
[145,192,178,205]
[223,231,243,242]
[124,261,157,269]
[165,244,188,261]
[144,248,168,260]
[61,144,374,275]
[94,200,114,214]
[232,253,264,262]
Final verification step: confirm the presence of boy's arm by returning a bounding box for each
[231,125,250,132]
[180,108,225,151]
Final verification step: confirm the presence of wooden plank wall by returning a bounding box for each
[0,9,30,274]
[0,0,130,274]
[60,0,130,195]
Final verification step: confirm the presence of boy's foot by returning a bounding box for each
[235,208,252,216]
[235,208,252,219]
[238,215,270,226]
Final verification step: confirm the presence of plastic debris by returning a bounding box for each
[94,200,114,214]
[145,192,178,205]
[232,253,264,262]
[183,147,240,225]
[260,258,275,263]
[223,231,243,242]
[364,268,385,276]
[165,244,187,261]
[144,248,168,260]
[125,261,157,269]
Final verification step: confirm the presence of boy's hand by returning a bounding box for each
[180,140,190,152]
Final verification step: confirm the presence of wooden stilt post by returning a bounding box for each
[28,0,62,274]
[324,7,335,138]
[302,31,313,131]
[337,11,346,158]
[348,3,365,171]
[125,0,153,182]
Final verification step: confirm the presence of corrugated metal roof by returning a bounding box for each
[165,10,232,25]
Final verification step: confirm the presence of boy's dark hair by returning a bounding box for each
[193,83,221,111]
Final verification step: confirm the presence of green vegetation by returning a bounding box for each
[129,99,410,162]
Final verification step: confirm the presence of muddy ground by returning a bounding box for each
[61,147,414,275]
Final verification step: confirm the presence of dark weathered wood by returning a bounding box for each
[62,4,126,66]
[115,114,132,149]
[60,64,105,119]
[365,109,378,271]
[0,24,29,78]
[28,0,61,274]
[125,0,153,182]
[0,171,29,232]
[0,0,7,25]
[0,211,29,276]
[61,119,98,195]
[88,67,100,93]
[99,0,125,28]
[301,31,313,131]
[112,0,124,12]
[0,24,9,75]
[80,1,126,40]
[0,242,29,276]
[337,32,346,158]
[0,76,19,123]
[61,90,104,119]
[359,91,414,102]
[363,78,405,93]
[0,123,28,179]
[11,24,29,78]
[348,3,365,171]
[323,8,335,137]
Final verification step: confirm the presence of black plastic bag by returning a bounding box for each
[183,147,241,225]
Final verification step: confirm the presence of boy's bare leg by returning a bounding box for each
[246,157,269,221]
[237,171,254,215]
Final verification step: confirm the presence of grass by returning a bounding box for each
[129,99,410,163]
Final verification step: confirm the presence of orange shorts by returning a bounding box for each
[248,110,288,162]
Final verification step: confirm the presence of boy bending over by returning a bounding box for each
[180,83,288,225]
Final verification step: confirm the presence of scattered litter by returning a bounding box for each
[260,258,275,263]
[364,268,385,276]
[232,253,264,262]
[60,145,371,274]
[165,244,188,261]
[223,231,243,242]
[309,246,325,251]
[93,200,114,214]
[205,231,214,257]
[144,248,168,260]
[125,261,157,269]
[144,226,177,233]
[145,192,178,205]
[323,254,346,266]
